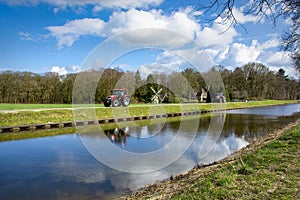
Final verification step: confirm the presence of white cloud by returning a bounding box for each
[2,0,164,9]
[0,67,10,71]
[171,48,215,70]
[47,9,201,48]
[14,2,292,75]
[94,0,164,9]
[138,51,186,77]
[259,38,280,50]
[168,12,199,39]
[265,51,292,67]
[103,9,168,34]
[51,66,68,75]
[101,8,201,46]
[70,65,82,73]
[232,7,262,24]
[216,46,230,61]
[47,7,265,51]
[196,17,238,48]
[50,65,82,75]
[19,31,48,41]
[194,7,262,50]
[215,36,294,76]
[226,42,261,66]
[137,47,215,77]
[19,31,35,41]
[47,18,105,48]
[204,22,293,75]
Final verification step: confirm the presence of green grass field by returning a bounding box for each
[0,100,296,110]
[0,100,298,127]
[0,103,103,110]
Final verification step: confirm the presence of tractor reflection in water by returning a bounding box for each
[104,89,130,107]
[104,127,130,147]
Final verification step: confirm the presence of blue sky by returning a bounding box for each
[0,0,295,76]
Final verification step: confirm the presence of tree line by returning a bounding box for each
[0,62,299,104]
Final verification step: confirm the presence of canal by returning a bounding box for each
[0,104,300,199]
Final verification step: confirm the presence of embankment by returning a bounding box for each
[120,120,300,199]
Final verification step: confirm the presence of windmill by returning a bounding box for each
[150,87,166,104]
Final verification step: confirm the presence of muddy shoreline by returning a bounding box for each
[118,120,300,200]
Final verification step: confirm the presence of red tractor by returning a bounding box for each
[104,89,130,107]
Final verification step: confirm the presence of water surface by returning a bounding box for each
[0,104,299,199]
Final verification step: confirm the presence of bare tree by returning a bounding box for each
[281,0,299,70]
[199,0,299,71]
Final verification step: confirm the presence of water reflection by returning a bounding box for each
[104,127,129,147]
[0,104,300,199]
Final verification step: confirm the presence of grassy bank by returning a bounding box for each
[125,121,300,200]
[172,124,300,200]
[0,100,297,127]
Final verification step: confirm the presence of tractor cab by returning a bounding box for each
[111,89,125,97]
[104,89,130,107]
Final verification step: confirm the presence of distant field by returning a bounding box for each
[0,103,160,110]
[0,100,297,111]
[0,100,298,127]
[0,103,103,110]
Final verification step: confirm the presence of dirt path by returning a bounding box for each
[119,120,300,200]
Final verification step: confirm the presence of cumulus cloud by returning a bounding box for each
[47,18,105,48]
[195,7,261,49]
[70,65,82,73]
[46,9,201,48]
[48,8,268,50]
[172,48,215,70]
[196,17,238,49]
[51,66,68,75]
[265,51,292,67]
[138,58,185,77]
[259,38,280,50]
[2,0,164,9]
[225,42,261,66]
[15,2,291,74]
[217,37,287,69]
[137,47,215,77]
[137,51,186,77]
[50,65,82,75]
[0,67,10,71]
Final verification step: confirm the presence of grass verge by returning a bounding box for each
[0,103,104,110]
[173,125,300,199]
[0,100,297,127]
[123,120,300,200]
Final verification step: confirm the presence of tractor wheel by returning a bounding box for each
[112,99,120,107]
[104,99,111,107]
[122,96,130,107]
